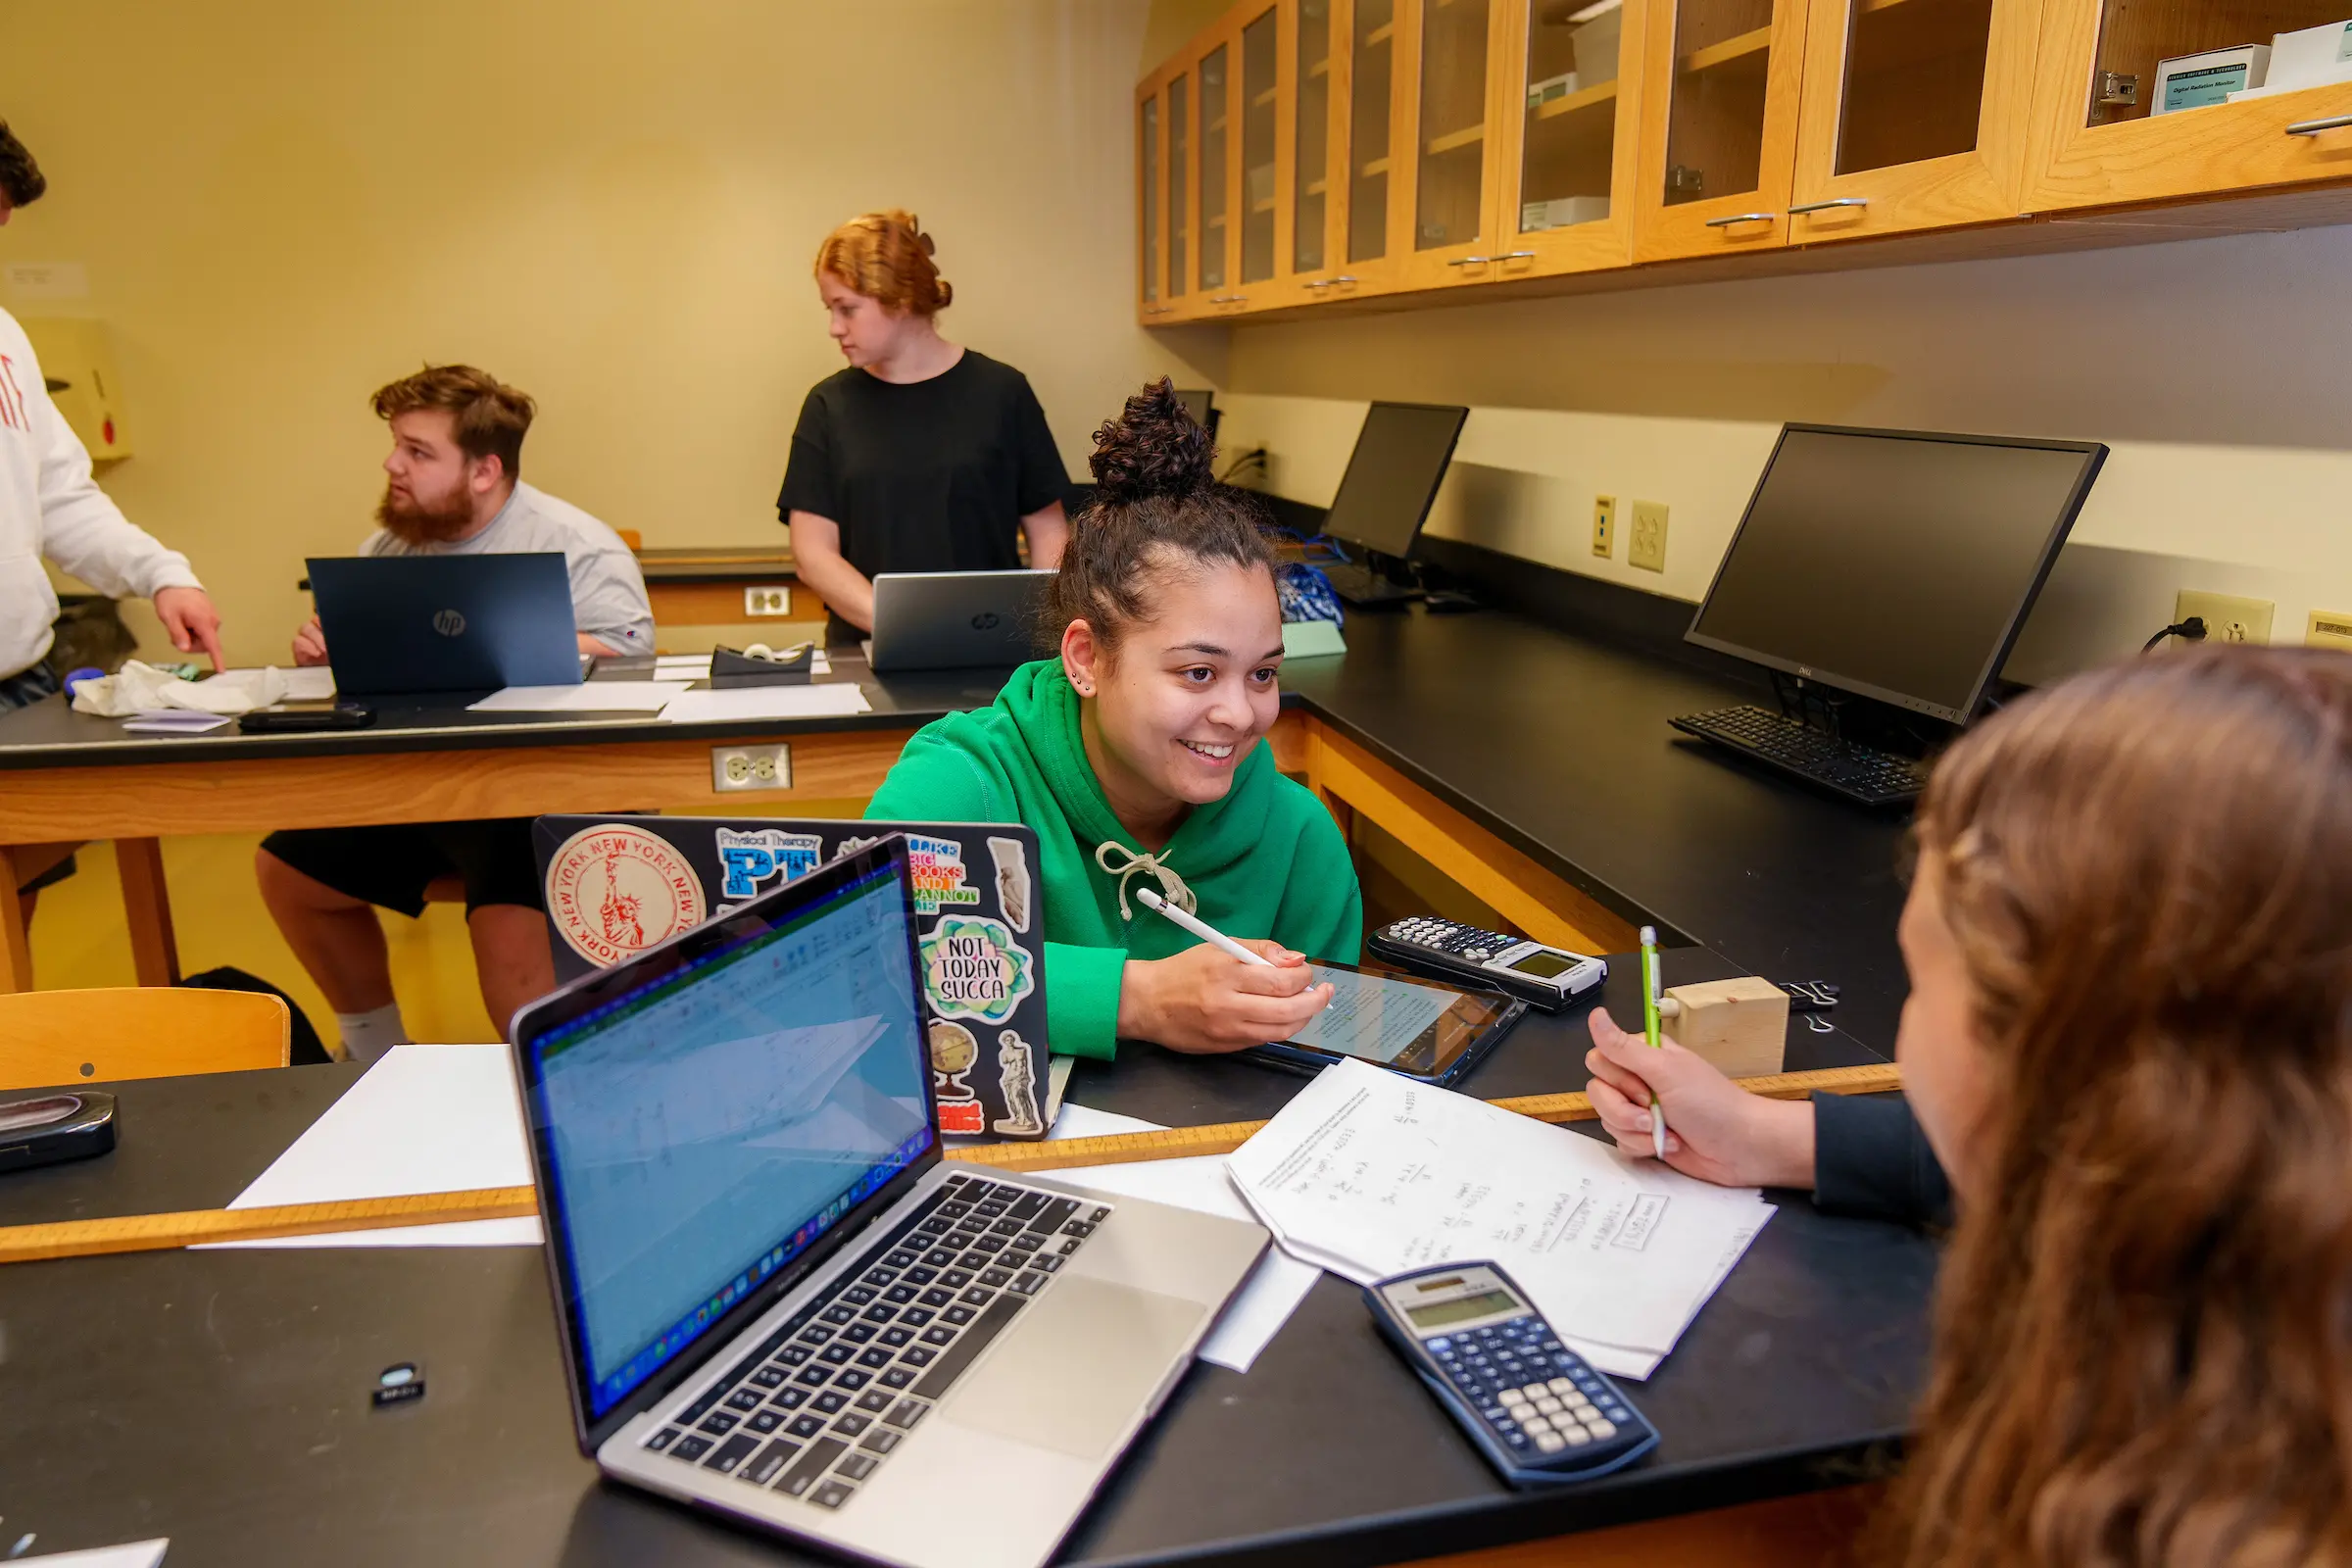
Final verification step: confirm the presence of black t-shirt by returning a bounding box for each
[777,351,1069,635]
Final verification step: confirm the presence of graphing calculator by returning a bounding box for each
[1368,918,1607,1011]
[1366,1262,1658,1487]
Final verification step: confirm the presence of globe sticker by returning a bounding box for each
[546,824,707,966]
[920,915,1034,1024]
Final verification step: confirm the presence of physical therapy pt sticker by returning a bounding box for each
[546,824,708,967]
[920,915,1035,1025]
[715,827,823,903]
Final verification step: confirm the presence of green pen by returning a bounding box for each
[1640,924,1668,1159]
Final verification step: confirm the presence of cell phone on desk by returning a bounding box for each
[237,702,377,734]
[1245,960,1525,1087]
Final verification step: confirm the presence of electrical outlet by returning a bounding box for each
[1592,495,1616,558]
[1629,501,1669,573]
[710,742,793,792]
[2307,610,2352,653]
[2175,590,2274,647]
[744,585,792,617]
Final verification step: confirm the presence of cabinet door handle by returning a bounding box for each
[1210,293,1250,304]
[1704,212,1779,228]
[1330,275,1359,284]
[1301,278,1334,290]
[1497,250,1538,260]
[1446,255,1496,267]
[2286,113,2352,136]
[1788,197,1869,215]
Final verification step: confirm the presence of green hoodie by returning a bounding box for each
[865,660,1361,1060]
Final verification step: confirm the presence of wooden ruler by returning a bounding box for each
[0,1061,1898,1261]
[943,1060,1902,1175]
[0,1185,539,1264]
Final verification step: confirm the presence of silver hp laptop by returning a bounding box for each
[867,569,1054,673]
[511,836,1265,1568]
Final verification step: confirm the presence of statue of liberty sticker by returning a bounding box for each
[919,915,1034,1025]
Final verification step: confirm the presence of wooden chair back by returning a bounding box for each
[0,987,292,1092]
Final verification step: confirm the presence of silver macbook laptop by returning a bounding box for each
[866,569,1054,673]
[511,836,1266,1568]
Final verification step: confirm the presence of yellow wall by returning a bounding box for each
[0,0,1225,667]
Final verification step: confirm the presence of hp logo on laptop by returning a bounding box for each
[970,612,1001,631]
[433,609,467,638]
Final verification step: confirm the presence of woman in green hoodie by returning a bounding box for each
[865,380,1360,1060]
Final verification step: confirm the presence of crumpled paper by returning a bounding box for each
[71,661,290,717]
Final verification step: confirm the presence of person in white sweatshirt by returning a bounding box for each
[0,121,223,705]
[2,119,223,914]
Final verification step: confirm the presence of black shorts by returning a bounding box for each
[259,818,544,917]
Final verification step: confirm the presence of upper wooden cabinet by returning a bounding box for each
[2025,0,2352,210]
[1137,0,2352,320]
[1786,0,2045,239]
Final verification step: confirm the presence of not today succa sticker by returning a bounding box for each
[532,814,1054,1140]
[921,915,1034,1024]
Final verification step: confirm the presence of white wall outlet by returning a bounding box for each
[744,585,792,617]
[710,742,792,791]
[1629,500,1669,573]
[1592,494,1616,558]
[2175,590,2274,646]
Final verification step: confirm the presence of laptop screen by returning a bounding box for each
[525,857,933,1419]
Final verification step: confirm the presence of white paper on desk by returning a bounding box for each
[1052,1153,1323,1374]
[1047,1101,1163,1141]
[122,710,231,734]
[467,681,690,713]
[1225,1058,1771,1379]
[661,683,871,723]
[206,1044,541,1249]
[17,1541,169,1567]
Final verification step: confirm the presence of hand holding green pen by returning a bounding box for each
[1639,925,1668,1159]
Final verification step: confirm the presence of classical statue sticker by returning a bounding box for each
[994,1030,1045,1136]
[545,823,708,967]
[987,835,1031,933]
[919,915,1035,1025]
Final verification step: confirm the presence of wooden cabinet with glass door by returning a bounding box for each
[1137,74,1172,323]
[1630,0,1809,259]
[1489,0,1649,278]
[1784,0,2042,239]
[1394,0,1514,289]
[2026,0,2352,210]
[1232,4,1292,310]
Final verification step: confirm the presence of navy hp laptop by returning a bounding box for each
[308,552,581,696]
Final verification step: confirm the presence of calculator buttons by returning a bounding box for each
[1534,1433,1566,1453]
[1586,1417,1618,1439]
[1547,1377,1575,1396]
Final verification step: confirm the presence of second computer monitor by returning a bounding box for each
[1322,402,1470,561]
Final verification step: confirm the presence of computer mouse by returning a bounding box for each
[1423,591,1483,614]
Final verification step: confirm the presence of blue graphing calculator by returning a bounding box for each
[1365,1262,1659,1486]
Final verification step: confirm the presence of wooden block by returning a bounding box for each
[1660,977,1788,1078]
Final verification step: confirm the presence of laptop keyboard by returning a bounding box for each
[641,1171,1110,1511]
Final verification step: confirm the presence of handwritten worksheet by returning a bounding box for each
[1226,1058,1773,1378]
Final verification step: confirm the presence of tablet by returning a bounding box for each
[1245,960,1528,1087]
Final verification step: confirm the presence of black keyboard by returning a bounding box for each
[1671,704,1931,807]
[642,1172,1107,1512]
[1318,560,1420,606]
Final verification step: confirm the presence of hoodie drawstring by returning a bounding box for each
[1095,842,1198,922]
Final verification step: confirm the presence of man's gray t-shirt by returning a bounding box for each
[360,480,654,654]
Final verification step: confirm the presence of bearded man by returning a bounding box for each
[258,365,652,1059]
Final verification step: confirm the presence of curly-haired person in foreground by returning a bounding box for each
[864,378,1360,1063]
[1586,644,2352,1566]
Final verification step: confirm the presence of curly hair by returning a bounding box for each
[1888,646,2352,1567]
[813,210,953,317]
[0,122,48,210]
[1043,378,1275,659]
[370,364,536,479]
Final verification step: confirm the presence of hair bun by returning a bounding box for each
[1089,378,1214,504]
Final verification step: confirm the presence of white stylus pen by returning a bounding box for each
[1134,888,1274,966]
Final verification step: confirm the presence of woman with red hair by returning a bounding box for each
[780,210,1070,643]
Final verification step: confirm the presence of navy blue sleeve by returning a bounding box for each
[1811,1092,1952,1228]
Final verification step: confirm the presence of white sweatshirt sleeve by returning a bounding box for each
[22,340,201,600]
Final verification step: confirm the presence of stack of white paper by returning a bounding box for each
[660,683,871,723]
[1226,1058,1772,1378]
[467,681,691,713]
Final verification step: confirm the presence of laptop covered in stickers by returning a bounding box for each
[531,815,1053,1142]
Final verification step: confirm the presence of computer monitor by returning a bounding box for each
[1321,402,1470,561]
[1172,387,1214,427]
[1686,424,2108,725]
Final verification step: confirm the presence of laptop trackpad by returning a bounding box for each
[940,1274,1204,1462]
